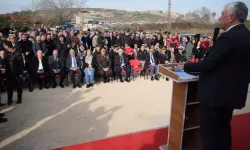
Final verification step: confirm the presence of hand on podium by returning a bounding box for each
[175,64,184,72]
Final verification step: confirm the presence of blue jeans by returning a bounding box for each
[84,68,95,83]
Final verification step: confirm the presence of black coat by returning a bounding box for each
[137,50,148,61]
[66,56,81,70]
[175,51,187,63]
[46,40,55,56]
[158,53,168,64]
[5,51,24,76]
[48,56,65,71]
[184,24,250,109]
[33,42,48,56]
[57,42,69,58]
[131,38,143,48]
[16,40,33,54]
[145,53,158,68]
[110,36,117,46]
[97,54,111,69]
[31,57,50,72]
[114,54,129,71]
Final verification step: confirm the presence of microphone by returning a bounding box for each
[212,27,220,47]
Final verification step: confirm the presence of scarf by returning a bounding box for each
[85,55,93,75]
[85,55,93,65]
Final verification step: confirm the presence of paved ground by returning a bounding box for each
[0,78,249,150]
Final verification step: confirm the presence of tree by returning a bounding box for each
[212,12,216,22]
[185,7,212,23]
[199,7,211,23]
[30,0,87,25]
[174,14,185,23]
[0,16,11,27]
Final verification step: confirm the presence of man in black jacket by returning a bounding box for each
[57,35,70,58]
[3,40,24,105]
[49,50,65,88]
[145,48,159,81]
[18,34,34,91]
[33,36,48,57]
[32,50,50,90]
[114,48,130,82]
[178,2,250,150]
[97,48,112,83]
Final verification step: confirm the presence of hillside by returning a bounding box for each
[78,8,183,23]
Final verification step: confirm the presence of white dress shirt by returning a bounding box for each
[226,24,241,32]
[71,56,77,68]
[38,59,43,70]
[150,54,155,64]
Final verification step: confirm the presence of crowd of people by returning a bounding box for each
[0,27,213,122]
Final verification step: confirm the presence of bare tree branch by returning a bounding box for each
[28,0,87,25]
[185,7,212,23]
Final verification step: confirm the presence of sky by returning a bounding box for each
[0,0,249,19]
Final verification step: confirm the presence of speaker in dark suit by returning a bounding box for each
[183,2,250,150]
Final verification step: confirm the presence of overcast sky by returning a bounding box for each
[0,0,249,19]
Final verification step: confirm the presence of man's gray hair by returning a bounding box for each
[69,49,75,53]
[225,2,248,23]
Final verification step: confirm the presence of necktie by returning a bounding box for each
[55,57,59,68]
[73,57,77,67]
[151,55,155,63]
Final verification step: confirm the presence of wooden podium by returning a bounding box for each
[158,64,202,150]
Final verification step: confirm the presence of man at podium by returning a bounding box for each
[177,2,250,150]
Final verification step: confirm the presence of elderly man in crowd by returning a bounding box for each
[49,49,65,88]
[114,48,130,83]
[66,49,82,89]
[32,50,50,90]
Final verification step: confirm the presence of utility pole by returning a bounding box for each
[168,0,171,31]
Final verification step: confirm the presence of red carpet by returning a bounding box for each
[54,113,250,150]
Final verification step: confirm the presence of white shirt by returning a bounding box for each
[226,24,241,32]
[150,54,155,64]
[71,56,77,68]
[38,59,43,70]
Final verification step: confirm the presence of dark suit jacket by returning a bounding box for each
[97,54,111,69]
[145,53,158,68]
[31,57,50,73]
[184,24,250,109]
[48,56,65,71]
[5,51,24,76]
[33,42,48,56]
[114,54,129,71]
[57,42,69,58]
[66,56,81,70]
[137,50,148,61]
[158,53,168,64]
